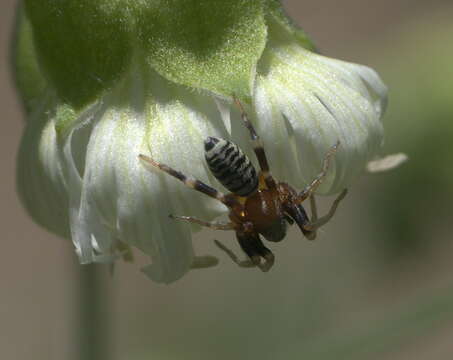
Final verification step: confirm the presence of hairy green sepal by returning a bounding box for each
[136,0,267,99]
[12,6,47,114]
[17,0,314,110]
[23,0,132,109]
[265,0,317,52]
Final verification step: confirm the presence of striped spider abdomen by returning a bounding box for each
[204,137,258,197]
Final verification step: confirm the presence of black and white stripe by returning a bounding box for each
[204,137,258,197]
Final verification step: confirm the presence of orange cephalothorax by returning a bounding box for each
[243,188,287,242]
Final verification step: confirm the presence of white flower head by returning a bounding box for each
[14,0,387,283]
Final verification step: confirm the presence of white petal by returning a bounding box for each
[246,21,386,194]
[17,91,70,238]
[65,68,229,283]
[19,64,233,283]
[367,153,408,173]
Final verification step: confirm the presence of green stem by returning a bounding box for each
[78,264,110,360]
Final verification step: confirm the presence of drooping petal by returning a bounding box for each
[367,153,408,173]
[243,16,386,195]
[16,91,70,239]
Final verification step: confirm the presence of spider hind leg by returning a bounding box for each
[139,154,238,207]
[169,215,235,231]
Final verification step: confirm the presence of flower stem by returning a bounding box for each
[78,264,110,360]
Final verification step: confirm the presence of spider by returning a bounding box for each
[139,97,347,272]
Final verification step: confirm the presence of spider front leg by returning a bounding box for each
[169,215,235,231]
[304,189,348,233]
[299,141,340,201]
[233,96,276,189]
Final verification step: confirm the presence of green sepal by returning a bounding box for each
[54,103,78,141]
[23,0,132,109]
[265,0,317,52]
[11,6,47,115]
[18,0,312,110]
[136,0,267,100]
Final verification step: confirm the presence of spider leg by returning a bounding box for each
[214,240,256,268]
[191,255,219,269]
[139,154,238,207]
[169,215,235,230]
[233,96,276,189]
[237,231,275,272]
[298,141,340,201]
[283,202,316,240]
[284,214,295,225]
[304,189,348,231]
[300,195,320,240]
[310,195,318,222]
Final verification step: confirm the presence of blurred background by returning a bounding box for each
[2,0,453,359]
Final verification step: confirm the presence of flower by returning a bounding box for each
[13,0,387,283]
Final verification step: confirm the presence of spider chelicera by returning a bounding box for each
[139,97,347,272]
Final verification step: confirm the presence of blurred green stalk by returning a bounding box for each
[78,264,110,360]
